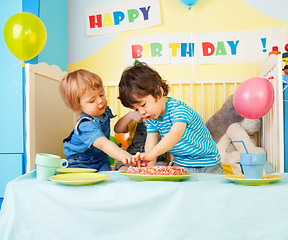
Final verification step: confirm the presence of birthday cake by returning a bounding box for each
[127,166,186,175]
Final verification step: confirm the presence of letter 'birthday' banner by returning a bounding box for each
[125,28,287,65]
[86,0,161,36]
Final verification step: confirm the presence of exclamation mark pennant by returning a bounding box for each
[261,38,267,53]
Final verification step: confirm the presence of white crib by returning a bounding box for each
[260,54,285,172]
[105,55,285,173]
[24,56,285,173]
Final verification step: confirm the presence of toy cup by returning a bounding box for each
[240,152,266,179]
[35,153,68,181]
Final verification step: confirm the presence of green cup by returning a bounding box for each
[35,153,68,181]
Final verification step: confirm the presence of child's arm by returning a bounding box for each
[93,136,134,164]
[144,132,159,166]
[135,122,186,163]
[114,111,143,133]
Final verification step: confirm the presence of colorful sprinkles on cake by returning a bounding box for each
[127,166,186,175]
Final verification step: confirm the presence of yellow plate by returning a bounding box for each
[223,174,282,185]
[49,173,109,186]
[56,168,97,174]
[121,171,192,182]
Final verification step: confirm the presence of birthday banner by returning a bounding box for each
[86,0,161,36]
[125,28,287,65]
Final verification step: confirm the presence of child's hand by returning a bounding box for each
[133,152,155,166]
[130,111,143,123]
[122,155,135,165]
[114,111,143,133]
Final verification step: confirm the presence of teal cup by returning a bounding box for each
[35,153,68,181]
[240,152,266,179]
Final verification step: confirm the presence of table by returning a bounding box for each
[1,171,288,240]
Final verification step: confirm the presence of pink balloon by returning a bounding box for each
[233,77,274,119]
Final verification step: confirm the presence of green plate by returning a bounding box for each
[56,168,97,174]
[223,174,282,185]
[49,173,109,186]
[121,171,191,182]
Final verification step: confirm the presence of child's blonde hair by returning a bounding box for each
[59,69,103,113]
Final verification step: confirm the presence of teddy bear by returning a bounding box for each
[205,95,266,174]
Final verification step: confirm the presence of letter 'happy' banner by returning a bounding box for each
[86,0,161,36]
[125,28,287,65]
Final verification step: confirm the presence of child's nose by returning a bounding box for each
[98,97,103,104]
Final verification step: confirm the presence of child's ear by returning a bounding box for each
[75,107,82,114]
[156,86,164,99]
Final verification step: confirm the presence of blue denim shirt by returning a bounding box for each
[63,107,113,171]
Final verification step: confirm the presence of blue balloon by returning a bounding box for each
[180,0,198,7]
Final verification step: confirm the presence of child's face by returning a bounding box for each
[132,94,167,119]
[79,87,107,116]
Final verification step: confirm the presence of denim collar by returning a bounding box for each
[80,107,110,123]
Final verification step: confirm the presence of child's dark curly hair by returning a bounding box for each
[118,61,170,108]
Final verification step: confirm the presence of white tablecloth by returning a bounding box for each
[1,170,288,240]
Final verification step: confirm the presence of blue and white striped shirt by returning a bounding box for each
[145,97,221,167]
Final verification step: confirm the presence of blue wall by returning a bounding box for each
[22,0,67,70]
[39,0,67,71]
[0,0,67,210]
[0,1,23,154]
[0,0,23,210]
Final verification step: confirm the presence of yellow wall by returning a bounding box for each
[68,0,288,123]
